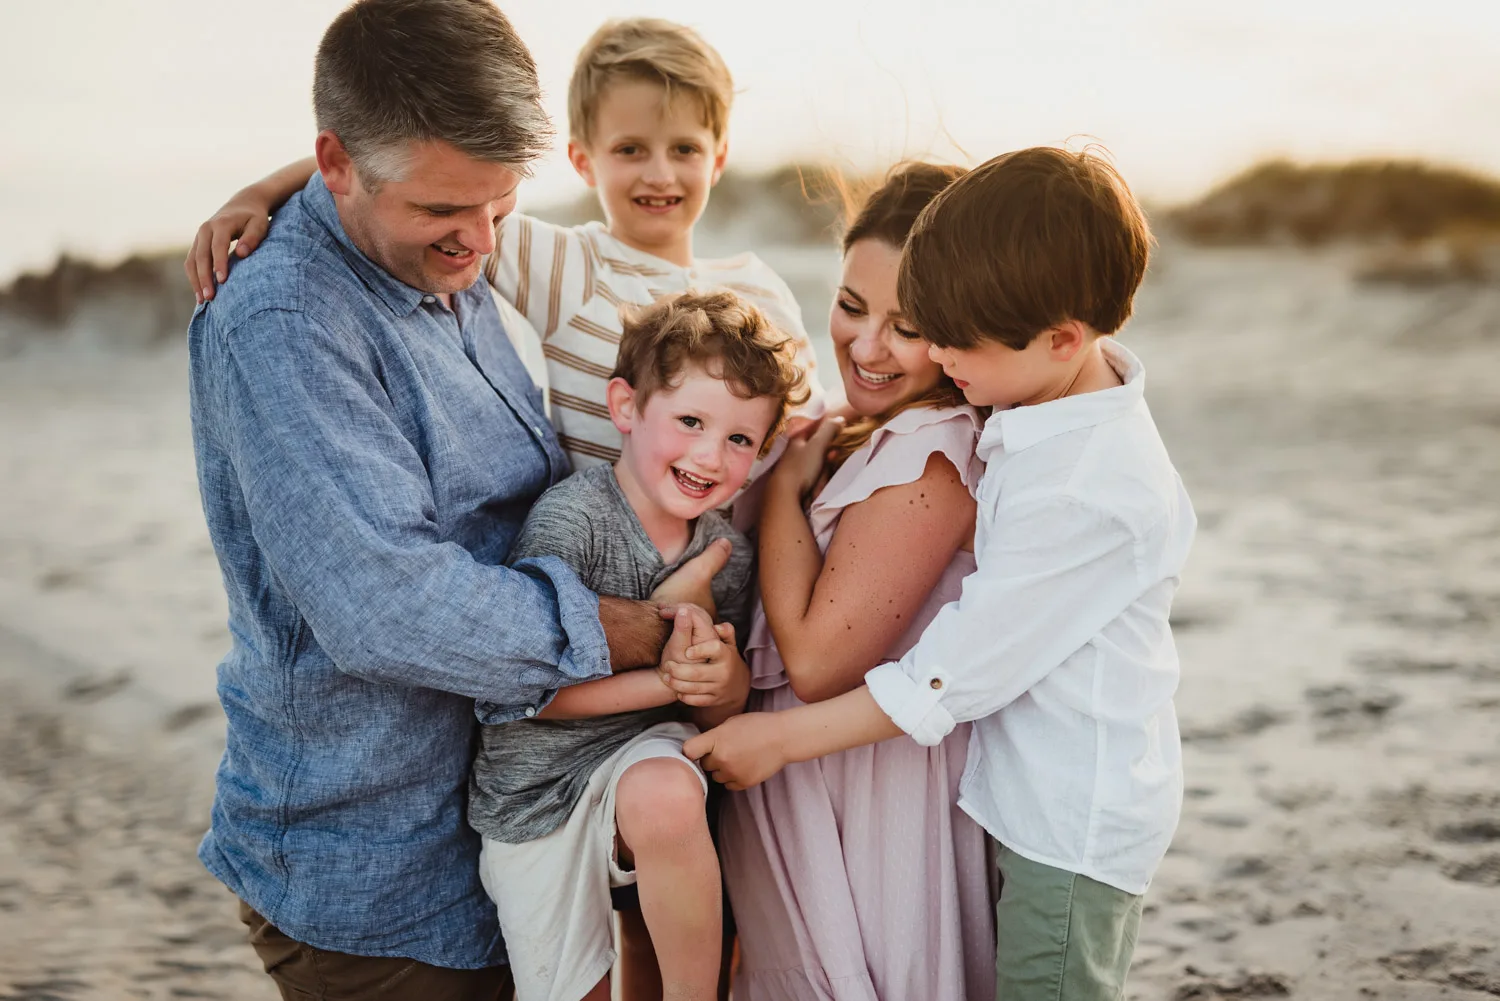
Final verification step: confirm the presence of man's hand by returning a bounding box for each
[659,606,748,711]
[682,713,791,791]
[649,538,731,620]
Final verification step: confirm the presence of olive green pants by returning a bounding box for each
[994,847,1144,1001]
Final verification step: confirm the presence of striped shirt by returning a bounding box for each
[485,217,821,470]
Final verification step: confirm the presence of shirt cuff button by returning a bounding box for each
[928,678,943,690]
[524,706,537,718]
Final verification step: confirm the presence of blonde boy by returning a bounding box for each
[470,290,808,1001]
[684,148,1197,1001]
[486,18,820,470]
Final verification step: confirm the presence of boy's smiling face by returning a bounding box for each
[926,337,1047,409]
[926,321,1104,409]
[608,363,777,526]
[567,78,727,267]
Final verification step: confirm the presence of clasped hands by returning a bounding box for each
[657,605,791,791]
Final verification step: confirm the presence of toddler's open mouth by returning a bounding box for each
[671,466,717,498]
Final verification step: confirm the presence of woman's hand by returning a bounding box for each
[682,712,791,791]
[184,187,276,305]
[768,415,843,500]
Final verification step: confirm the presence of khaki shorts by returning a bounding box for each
[478,721,706,1001]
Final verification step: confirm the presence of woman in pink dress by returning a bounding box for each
[718,163,996,1000]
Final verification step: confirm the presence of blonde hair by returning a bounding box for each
[613,290,809,455]
[568,18,733,145]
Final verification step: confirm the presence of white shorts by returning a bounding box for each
[478,720,707,1001]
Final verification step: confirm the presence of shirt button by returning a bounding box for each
[531,425,544,436]
[422,295,436,304]
[929,678,944,690]
[524,707,537,718]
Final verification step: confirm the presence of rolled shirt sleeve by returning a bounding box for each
[866,495,1150,746]
[219,308,610,712]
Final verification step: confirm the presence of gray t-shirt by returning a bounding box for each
[469,463,754,844]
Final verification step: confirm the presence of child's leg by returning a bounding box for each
[614,757,722,1001]
[993,846,1143,1001]
[613,904,662,1001]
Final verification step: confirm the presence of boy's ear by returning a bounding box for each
[606,377,637,435]
[566,141,598,189]
[315,130,357,197]
[1048,319,1091,362]
[710,139,729,187]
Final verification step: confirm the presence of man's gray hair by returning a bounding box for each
[313,0,553,185]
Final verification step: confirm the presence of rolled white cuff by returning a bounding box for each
[865,662,957,747]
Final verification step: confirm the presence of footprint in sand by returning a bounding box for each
[1441,854,1500,887]
[1358,652,1500,682]
[1173,966,1291,999]
[1379,944,1500,994]
[61,669,132,703]
[1303,683,1402,737]
[1181,705,1290,744]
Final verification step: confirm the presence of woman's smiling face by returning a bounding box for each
[829,238,944,417]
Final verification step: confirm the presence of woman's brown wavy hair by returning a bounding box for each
[824,162,971,467]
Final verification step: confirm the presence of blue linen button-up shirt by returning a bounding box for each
[188,174,611,968]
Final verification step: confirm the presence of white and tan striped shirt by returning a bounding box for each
[484,217,821,471]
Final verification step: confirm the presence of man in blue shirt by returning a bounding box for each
[186,2,723,997]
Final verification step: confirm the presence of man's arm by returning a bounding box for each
[865,494,1147,746]
[213,309,611,715]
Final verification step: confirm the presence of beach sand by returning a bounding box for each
[1,242,1497,999]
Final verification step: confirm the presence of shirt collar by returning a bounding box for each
[585,220,693,274]
[978,339,1147,459]
[303,174,484,318]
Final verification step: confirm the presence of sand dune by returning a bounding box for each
[2,237,1498,999]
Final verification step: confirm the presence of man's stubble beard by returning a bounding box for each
[340,199,474,296]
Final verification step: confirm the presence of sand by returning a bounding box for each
[1,241,1498,999]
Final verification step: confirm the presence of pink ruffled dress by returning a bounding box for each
[720,406,996,1001]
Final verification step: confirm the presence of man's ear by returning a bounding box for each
[710,138,729,187]
[1048,319,1091,362]
[606,377,637,435]
[315,130,357,197]
[567,141,598,189]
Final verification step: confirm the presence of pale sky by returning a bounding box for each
[2,0,1498,281]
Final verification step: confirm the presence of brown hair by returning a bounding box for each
[899,146,1151,351]
[568,18,734,146]
[826,162,971,466]
[613,290,809,455]
[313,0,552,184]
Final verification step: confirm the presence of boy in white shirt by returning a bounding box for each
[683,146,1197,1000]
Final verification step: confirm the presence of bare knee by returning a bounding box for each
[616,758,707,854]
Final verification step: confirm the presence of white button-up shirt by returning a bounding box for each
[865,341,1196,894]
